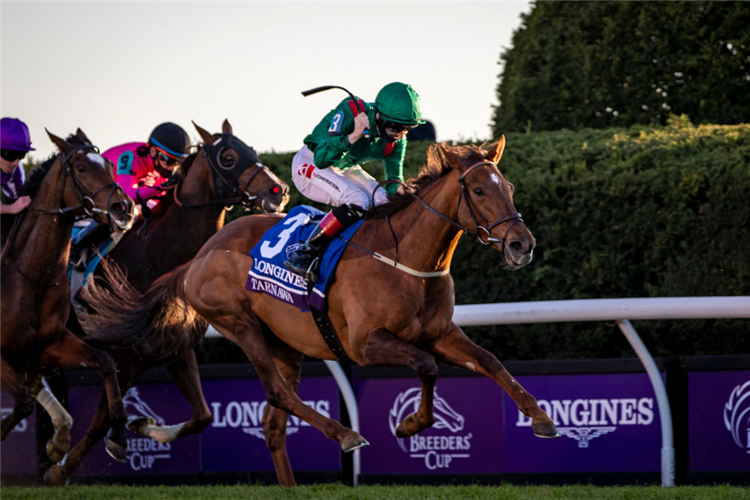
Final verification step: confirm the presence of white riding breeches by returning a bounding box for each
[291,145,389,210]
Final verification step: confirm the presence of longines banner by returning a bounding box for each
[200,377,340,472]
[66,374,340,476]
[0,390,37,476]
[689,370,750,472]
[356,371,662,475]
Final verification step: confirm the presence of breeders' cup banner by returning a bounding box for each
[1,390,37,475]
[69,384,201,476]
[357,373,662,475]
[68,376,340,476]
[689,370,750,472]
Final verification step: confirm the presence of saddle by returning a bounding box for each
[247,206,365,363]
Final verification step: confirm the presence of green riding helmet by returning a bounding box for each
[375,82,426,125]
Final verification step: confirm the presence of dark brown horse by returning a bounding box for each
[0,129,135,464]
[39,120,289,485]
[80,138,560,486]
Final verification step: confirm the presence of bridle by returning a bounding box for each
[30,144,122,220]
[172,134,272,210]
[351,158,524,278]
[404,159,524,248]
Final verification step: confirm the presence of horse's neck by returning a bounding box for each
[113,168,226,289]
[386,172,464,271]
[8,163,73,278]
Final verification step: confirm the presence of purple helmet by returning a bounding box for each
[0,117,35,152]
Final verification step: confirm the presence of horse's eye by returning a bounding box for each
[220,155,235,167]
[473,187,484,195]
[508,183,515,192]
[76,163,86,172]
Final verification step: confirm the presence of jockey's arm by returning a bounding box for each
[382,139,407,194]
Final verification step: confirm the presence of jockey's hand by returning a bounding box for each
[0,196,32,214]
[348,113,371,144]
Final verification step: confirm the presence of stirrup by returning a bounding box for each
[304,256,321,283]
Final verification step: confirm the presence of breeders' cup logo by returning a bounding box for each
[389,387,472,470]
[211,398,330,439]
[516,397,654,448]
[122,387,172,471]
[723,381,750,454]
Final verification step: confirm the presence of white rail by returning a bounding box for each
[205,296,750,487]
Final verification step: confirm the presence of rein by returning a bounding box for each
[352,159,523,278]
[172,146,269,210]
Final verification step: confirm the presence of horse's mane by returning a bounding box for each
[367,143,488,219]
[21,134,91,198]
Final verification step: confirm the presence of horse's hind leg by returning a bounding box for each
[220,314,367,453]
[359,329,439,438]
[431,325,560,438]
[130,349,212,443]
[262,336,305,487]
[38,330,129,461]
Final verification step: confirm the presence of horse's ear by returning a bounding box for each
[192,120,215,144]
[438,143,465,171]
[486,135,506,164]
[222,119,232,135]
[46,128,70,153]
[75,128,91,144]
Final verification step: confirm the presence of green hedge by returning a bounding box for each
[207,123,750,363]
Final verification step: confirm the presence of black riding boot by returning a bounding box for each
[284,204,362,283]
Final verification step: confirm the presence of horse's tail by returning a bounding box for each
[79,258,208,361]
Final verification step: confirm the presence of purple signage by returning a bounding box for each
[502,373,661,473]
[358,378,504,474]
[1,390,37,475]
[68,383,200,476]
[358,372,662,475]
[201,377,340,472]
[689,370,750,471]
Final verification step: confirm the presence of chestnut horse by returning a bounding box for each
[39,120,289,485]
[80,138,560,486]
[1,129,135,463]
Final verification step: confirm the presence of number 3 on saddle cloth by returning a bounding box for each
[247,205,365,313]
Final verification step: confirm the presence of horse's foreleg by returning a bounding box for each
[358,329,439,438]
[0,357,35,441]
[44,389,111,486]
[132,349,212,443]
[262,336,305,488]
[38,330,129,461]
[35,380,73,462]
[431,324,560,438]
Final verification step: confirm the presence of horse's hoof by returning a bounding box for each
[127,416,154,433]
[44,465,69,486]
[46,426,71,463]
[340,432,370,453]
[532,420,561,438]
[105,438,128,463]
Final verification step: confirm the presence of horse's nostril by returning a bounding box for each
[509,241,525,253]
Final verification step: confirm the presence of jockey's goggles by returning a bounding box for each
[1,149,27,162]
[384,121,418,133]
[156,150,182,166]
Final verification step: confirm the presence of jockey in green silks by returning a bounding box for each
[285,82,425,283]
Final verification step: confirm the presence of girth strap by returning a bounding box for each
[310,306,353,364]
